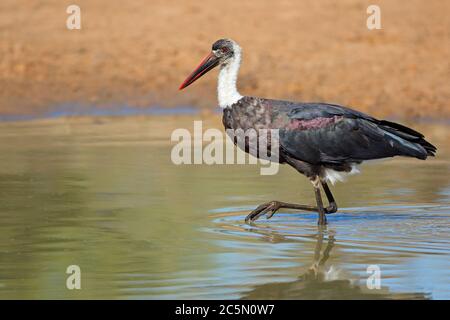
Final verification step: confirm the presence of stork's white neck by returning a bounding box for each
[217,44,243,108]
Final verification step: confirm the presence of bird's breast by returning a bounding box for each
[222,101,280,162]
[222,97,271,131]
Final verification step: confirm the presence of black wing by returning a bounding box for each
[271,102,436,165]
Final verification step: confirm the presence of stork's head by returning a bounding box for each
[179,39,239,90]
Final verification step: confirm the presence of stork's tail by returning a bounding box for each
[379,120,437,159]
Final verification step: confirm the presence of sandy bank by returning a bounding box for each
[1,0,449,119]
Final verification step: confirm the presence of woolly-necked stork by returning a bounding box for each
[179,39,436,225]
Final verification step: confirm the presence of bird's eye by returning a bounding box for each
[221,47,229,53]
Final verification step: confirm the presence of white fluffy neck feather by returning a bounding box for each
[217,44,242,108]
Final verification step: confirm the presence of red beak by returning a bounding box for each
[179,52,220,90]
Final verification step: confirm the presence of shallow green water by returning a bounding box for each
[0,117,449,299]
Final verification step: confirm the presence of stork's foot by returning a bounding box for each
[244,201,337,224]
[245,201,318,223]
[244,179,338,225]
[245,201,283,223]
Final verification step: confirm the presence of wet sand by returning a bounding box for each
[1,0,449,119]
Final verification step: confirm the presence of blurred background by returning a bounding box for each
[0,1,449,300]
[0,0,449,119]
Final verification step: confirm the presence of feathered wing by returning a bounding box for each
[270,102,436,165]
[375,119,436,157]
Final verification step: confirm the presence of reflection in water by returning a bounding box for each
[243,226,428,299]
[0,118,448,299]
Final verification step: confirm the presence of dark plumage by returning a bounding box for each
[223,96,436,179]
[180,38,437,225]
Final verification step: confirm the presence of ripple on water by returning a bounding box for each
[204,203,450,299]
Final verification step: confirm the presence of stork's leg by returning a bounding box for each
[321,181,338,214]
[245,177,338,224]
[312,176,327,225]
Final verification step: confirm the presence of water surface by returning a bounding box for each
[0,116,448,299]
